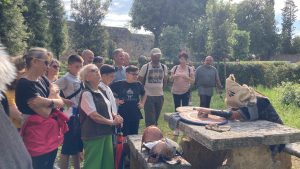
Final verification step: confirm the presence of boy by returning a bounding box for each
[110,65,147,136]
[55,55,84,169]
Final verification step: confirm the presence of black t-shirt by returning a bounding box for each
[16,76,50,115]
[110,80,145,121]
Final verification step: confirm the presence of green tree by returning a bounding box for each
[0,0,28,55]
[235,0,278,59]
[160,26,185,61]
[281,0,298,54]
[23,0,49,47]
[206,0,236,61]
[71,0,111,56]
[232,30,250,60]
[292,36,300,54]
[45,0,68,59]
[130,0,207,47]
[188,17,209,60]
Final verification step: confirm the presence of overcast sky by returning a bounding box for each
[63,0,300,35]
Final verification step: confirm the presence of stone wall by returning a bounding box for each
[106,26,154,60]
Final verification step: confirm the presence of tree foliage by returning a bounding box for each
[71,0,111,56]
[292,36,300,54]
[23,0,49,47]
[281,0,298,54]
[235,0,278,59]
[160,26,185,61]
[206,0,236,61]
[130,0,207,47]
[233,30,250,60]
[0,0,28,55]
[45,0,69,59]
[188,17,209,60]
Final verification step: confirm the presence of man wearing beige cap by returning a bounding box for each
[138,48,168,126]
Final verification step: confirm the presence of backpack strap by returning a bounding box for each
[173,65,178,74]
[142,63,150,85]
[64,82,84,100]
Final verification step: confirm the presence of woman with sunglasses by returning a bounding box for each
[15,47,68,169]
[46,59,60,83]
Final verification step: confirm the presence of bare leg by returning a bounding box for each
[72,153,81,169]
[59,154,70,169]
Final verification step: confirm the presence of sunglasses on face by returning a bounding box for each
[35,58,49,66]
[51,65,60,69]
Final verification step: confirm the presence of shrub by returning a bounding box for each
[278,82,300,107]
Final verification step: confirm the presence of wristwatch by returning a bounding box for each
[49,100,55,109]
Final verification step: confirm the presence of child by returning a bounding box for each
[55,55,84,169]
[110,65,147,136]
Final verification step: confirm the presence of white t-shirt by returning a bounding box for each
[99,81,117,114]
[80,89,113,120]
[139,62,168,96]
[55,72,82,106]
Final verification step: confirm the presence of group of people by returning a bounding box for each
[0,45,223,169]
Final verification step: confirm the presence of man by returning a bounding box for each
[195,56,222,108]
[123,52,130,67]
[81,49,94,65]
[112,48,126,82]
[93,56,104,69]
[0,43,33,169]
[138,48,168,126]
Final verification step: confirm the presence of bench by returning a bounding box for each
[285,142,300,158]
[127,135,191,169]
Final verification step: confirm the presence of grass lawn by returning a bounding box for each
[139,86,300,138]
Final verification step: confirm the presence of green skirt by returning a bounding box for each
[83,135,114,169]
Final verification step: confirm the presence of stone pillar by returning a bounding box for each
[180,137,227,169]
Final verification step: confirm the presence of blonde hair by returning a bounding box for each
[79,64,99,90]
[79,64,98,82]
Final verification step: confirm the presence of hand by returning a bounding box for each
[116,99,124,105]
[63,99,74,108]
[49,84,60,97]
[53,99,64,108]
[112,115,123,126]
[138,102,144,109]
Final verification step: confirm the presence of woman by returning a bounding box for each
[171,52,195,135]
[15,47,67,169]
[78,64,123,169]
[6,56,26,129]
[46,58,60,82]
[171,51,195,110]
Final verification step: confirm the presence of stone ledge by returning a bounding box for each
[285,142,300,158]
[127,135,191,169]
[165,113,300,151]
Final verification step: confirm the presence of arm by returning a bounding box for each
[138,94,147,109]
[28,84,64,118]
[80,91,123,125]
[195,107,232,119]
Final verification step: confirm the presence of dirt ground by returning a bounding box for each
[292,156,300,169]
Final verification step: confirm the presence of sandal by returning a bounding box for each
[205,124,231,132]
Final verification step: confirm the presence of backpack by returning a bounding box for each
[173,65,191,77]
[142,63,166,85]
